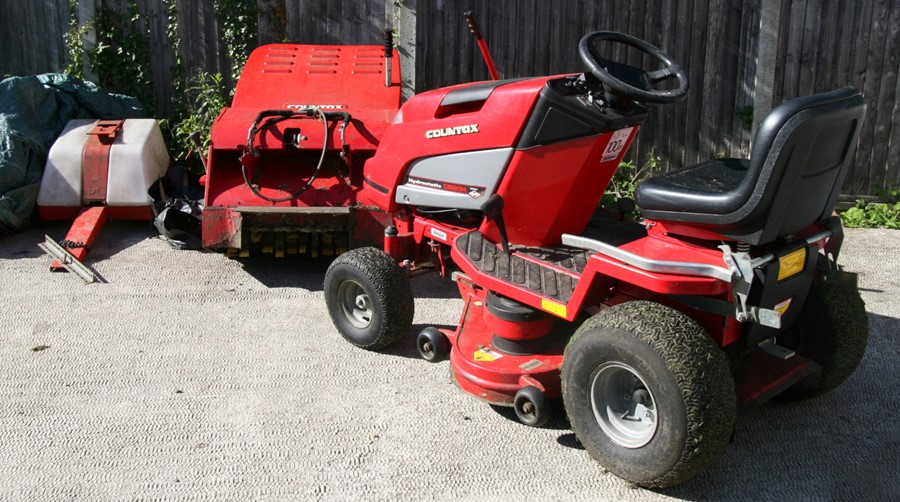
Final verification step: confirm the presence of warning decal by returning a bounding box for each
[774,298,793,316]
[541,299,567,318]
[601,127,634,163]
[474,347,502,362]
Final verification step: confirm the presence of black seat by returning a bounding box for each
[634,87,866,245]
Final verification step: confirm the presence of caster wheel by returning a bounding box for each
[417,327,450,363]
[514,386,550,427]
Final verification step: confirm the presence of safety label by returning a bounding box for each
[601,127,634,163]
[474,347,502,362]
[541,299,567,318]
[774,297,793,316]
[519,359,544,371]
[430,228,448,241]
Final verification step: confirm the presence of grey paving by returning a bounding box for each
[1,222,898,501]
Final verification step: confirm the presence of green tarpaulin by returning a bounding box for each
[0,74,145,233]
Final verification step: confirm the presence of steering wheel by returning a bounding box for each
[578,31,688,104]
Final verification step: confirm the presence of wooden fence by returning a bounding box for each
[1,0,898,196]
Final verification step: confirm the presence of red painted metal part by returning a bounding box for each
[645,219,737,242]
[412,217,468,247]
[476,39,500,80]
[213,45,401,152]
[49,206,109,270]
[360,77,548,211]
[480,127,638,247]
[81,120,123,204]
[448,230,731,324]
[447,279,564,404]
[203,44,402,251]
[734,350,818,412]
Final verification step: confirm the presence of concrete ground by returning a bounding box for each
[1,221,898,501]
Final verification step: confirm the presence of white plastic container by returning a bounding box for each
[38,119,169,220]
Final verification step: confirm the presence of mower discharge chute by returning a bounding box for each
[204,29,869,488]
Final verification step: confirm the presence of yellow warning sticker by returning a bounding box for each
[774,298,793,316]
[541,299,567,318]
[474,347,502,362]
[778,248,807,281]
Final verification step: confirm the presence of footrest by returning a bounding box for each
[455,232,590,303]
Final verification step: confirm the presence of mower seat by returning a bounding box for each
[634,87,866,245]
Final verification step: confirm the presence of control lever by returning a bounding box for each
[383,29,393,87]
[480,194,510,255]
[464,11,500,80]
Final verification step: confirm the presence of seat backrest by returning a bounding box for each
[729,87,866,245]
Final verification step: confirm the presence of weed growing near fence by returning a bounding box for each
[164,72,231,174]
[841,188,900,229]
[64,0,259,173]
[90,3,156,115]
[600,153,662,220]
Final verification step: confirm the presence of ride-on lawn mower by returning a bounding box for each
[202,24,869,487]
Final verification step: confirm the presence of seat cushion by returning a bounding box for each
[634,158,750,215]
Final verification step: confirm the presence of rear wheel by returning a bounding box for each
[324,247,414,350]
[778,259,868,400]
[561,301,736,488]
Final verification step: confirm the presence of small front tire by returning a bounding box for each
[324,247,414,350]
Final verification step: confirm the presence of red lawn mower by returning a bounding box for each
[201,26,869,487]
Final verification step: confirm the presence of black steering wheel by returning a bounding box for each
[578,31,688,104]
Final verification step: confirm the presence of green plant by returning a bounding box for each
[214,0,258,83]
[600,152,662,218]
[88,2,155,114]
[840,187,900,229]
[167,72,231,173]
[163,0,184,98]
[736,105,753,130]
[63,0,91,78]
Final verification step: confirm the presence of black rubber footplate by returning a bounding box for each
[455,232,593,303]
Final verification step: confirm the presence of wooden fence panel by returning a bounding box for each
[0,0,897,194]
[866,0,900,194]
[286,0,387,46]
[415,0,754,170]
[0,0,69,78]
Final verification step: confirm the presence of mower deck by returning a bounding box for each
[447,284,566,404]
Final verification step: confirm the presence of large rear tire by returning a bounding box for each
[561,301,736,488]
[324,247,414,350]
[778,259,868,400]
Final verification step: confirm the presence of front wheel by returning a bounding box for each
[561,301,736,488]
[324,247,414,350]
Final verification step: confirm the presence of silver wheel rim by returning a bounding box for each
[590,361,658,448]
[337,280,373,329]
